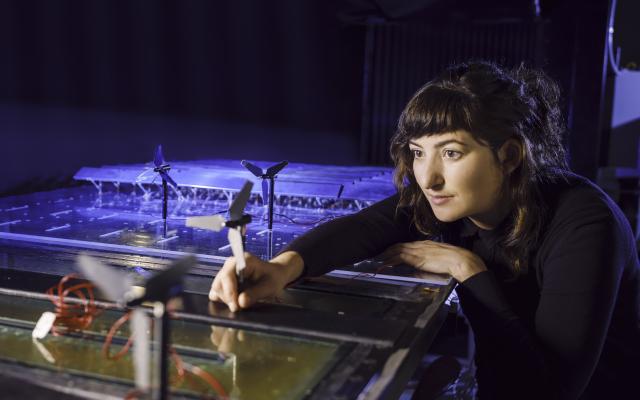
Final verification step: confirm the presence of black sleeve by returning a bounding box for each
[456,190,633,399]
[283,194,417,277]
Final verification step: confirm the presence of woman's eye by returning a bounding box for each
[411,149,423,158]
[443,150,462,159]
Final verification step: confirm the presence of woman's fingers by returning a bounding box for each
[210,253,281,311]
[377,244,404,261]
[238,276,281,309]
[395,240,433,249]
[378,240,478,278]
[220,276,239,312]
[382,252,423,268]
[208,286,220,302]
[209,275,222,302]
[210,326,237,353]
[380,255,403,267]
[382,240,444,257]
[379,243,425,262]
[378,241,453,273]
[219,327,236,353]
[210,325,222,347]
[240,252,263,280]
[210,256,240,311]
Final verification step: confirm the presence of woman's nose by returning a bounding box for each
[418,162,444,190]
[425,172,444,190]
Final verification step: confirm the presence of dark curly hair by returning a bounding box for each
[390,61,568,276]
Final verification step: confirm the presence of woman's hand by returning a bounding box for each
[378,240,486,282]
[209,251,304,311]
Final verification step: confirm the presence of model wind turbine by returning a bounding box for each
[77,254,196,400]
[241,160,287,231]
[241,161,287,259]
[153,145,179,238]
[186,181,253,284]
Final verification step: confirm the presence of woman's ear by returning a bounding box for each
[498,138,523,174]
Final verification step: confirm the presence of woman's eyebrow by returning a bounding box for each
[432,139,467,148]
[409,139,467,148]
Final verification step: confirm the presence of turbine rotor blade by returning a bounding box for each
[186,215,225,231]
[241,160,264,177]
[76,254,132,302]
[229,181,253,221]
[154,145,164,167]
[160,172,178,189]
[266,160,288,177]
[261,179,269,205]
[227,228,245,276]
[131,309,151,391]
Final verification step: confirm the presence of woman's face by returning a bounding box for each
[409,130,509,229]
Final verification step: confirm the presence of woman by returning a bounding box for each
[210,61,640,399]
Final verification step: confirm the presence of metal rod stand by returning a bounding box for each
[162,179,168,238]
[153,302,170,400]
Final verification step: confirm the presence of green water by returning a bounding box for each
[0,295,341,399]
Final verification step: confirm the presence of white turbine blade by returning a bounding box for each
[131,308,151,391]
[227,228,246,276]
[76,254,133,302]
[186,215,225,232]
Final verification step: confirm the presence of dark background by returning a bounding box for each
[0,0,638,195]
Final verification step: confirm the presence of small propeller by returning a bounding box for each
[186,181,254,280]
[76,254,150,391]
[153,145,178,190]
[186,181,253,232]
[78,254,196,398]
[241,160,288,206]
[240,160,287,233]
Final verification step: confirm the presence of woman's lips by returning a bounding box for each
[427,195,453,206]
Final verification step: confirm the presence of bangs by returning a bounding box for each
[397,84,476,139]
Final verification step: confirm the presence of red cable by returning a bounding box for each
[46,274,102,335]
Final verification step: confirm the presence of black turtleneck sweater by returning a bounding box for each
[284,173,640,399]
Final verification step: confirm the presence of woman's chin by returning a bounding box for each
[432,211,463,223]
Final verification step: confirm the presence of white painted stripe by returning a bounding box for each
[99,229,125,238]
[0,220,21,226]
[5,205,28,211]
[50,210,72,216]
[45,224,71,232]
[97,213,118,220]
[156,235,179,244]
